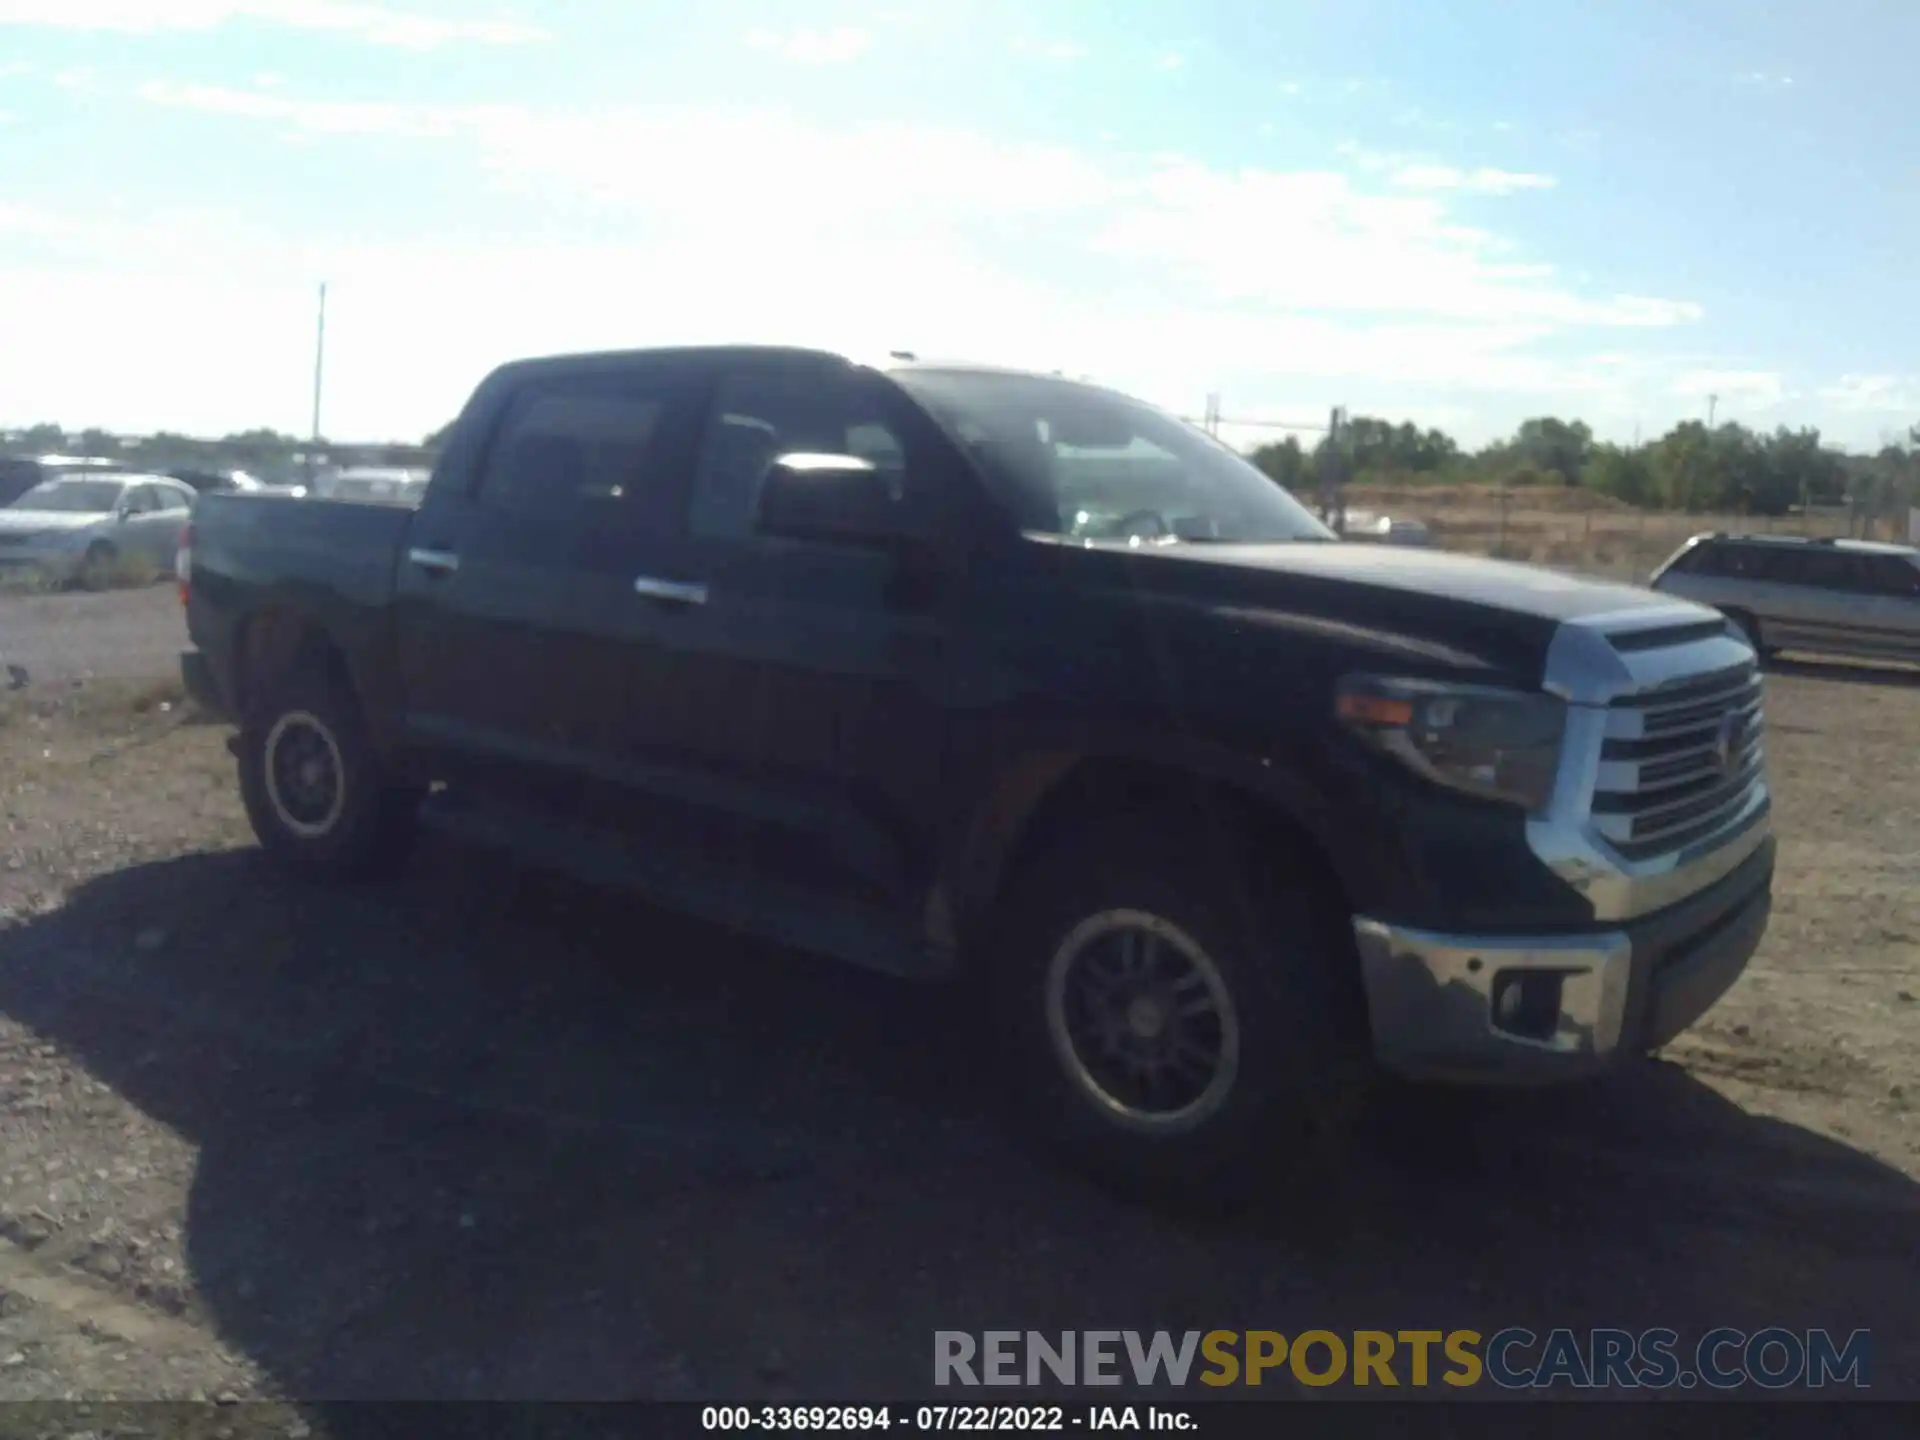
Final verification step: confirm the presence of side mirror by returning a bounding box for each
[754,453,911,549]
[114,503,134,522]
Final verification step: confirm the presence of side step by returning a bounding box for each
[417,791,944,981]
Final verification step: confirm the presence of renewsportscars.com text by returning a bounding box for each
[934,1328,1871,1391]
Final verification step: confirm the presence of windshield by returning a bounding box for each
[10,479,125,513]
[890,369,1336,545]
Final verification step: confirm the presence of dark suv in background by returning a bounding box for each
[0,454,135,509]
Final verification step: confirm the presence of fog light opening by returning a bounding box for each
[1490,971,1566,1042]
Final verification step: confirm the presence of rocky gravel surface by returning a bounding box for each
[0,641,1912,1419]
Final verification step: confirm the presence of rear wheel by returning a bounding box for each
[990,819,1372,1203]
[78,542,117,592]
[238,666,422,880]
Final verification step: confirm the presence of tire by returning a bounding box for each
[988,818,1373,1205]
[237,666,422,880]
[78,543,117,592]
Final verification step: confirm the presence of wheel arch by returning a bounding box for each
[936,750,1371,964]
[232,607,362,722]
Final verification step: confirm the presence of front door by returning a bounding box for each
[614,357,970,910]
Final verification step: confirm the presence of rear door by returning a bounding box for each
[391,356,713,812]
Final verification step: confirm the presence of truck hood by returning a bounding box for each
[0,510,108,536]
[1039,538,1712,684]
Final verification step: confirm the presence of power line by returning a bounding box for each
[1179,414,1332,433]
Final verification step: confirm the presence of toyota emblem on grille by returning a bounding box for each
[1714,710,1747,775]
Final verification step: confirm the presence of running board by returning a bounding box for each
[417,791,943,981]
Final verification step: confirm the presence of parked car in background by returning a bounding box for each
[166,466,272,495]
[0,453,137,509]
[1650,533,1920,664]
[1343,510,1433,547]
[0,472,196,589]
[310,467,430,506]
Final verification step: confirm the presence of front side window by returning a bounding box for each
[1791,549,1868,593]
[1867,555,1920,598]
[890,368,1336,544]
[690,366,912,541]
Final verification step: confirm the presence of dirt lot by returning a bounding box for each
[1340,482,1864,584]
[0,583,185,687]
[0,589,1913,1412]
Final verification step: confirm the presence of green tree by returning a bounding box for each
[1583,444,1655,506]
[1248,434,1307,491]
[1649,421,1719,512]
[1510,417,1593,485]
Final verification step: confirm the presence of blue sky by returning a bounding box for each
[1,0,1915,450]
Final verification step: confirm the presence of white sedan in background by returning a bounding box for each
[0,473,197,589]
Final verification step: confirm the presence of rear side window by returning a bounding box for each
[1719,543,1778,578]
[479,383,675,513]
[1667,541,1723,576]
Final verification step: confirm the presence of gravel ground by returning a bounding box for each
[0,585,184,688]
[0,593,1913,1417]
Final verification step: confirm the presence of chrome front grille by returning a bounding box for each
[1592,661,1765,861]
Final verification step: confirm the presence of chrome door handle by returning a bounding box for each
[633,576,709,606]
[407,547,460,574]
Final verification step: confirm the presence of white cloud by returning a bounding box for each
[137,80,483,136]
[1820,374,1920,415]
[2,84,1723,442]
[0,0,545,48]
[1156,52,1186,71]
[744,26,872,65]
[1389,164,1555,195]
[1736,70,1796,88]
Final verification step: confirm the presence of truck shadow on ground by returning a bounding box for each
[0,841,1913,1407]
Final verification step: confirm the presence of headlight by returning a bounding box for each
[1335,675,1566,815]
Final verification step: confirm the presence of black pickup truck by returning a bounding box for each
[179,346,1775,1193]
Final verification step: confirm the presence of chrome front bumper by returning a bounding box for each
[1354,831,1774,1083]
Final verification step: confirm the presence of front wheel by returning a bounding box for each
[990,822,1372,1203]
[237,668,422,880]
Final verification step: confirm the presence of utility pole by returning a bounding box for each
[307,281,328,484]
[1320,404,1347,533]
[1203,392,1221,438]
[1707,393,1718,428]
